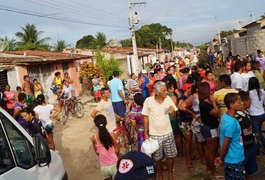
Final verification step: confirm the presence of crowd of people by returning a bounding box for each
[0,71,75,150]
[91,50,265,180]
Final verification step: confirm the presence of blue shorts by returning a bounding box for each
[112,101,126,118]
[45,123,54,133]
[224,162,244,180]
[244,144,258,176]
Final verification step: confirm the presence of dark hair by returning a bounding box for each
[130,73,135,78]
[36,94,45,105]
[205,70,212,77]
[108,75,113,81]
[243,59,250,68]
[100,87,109,95]
[198,82,210,101]
[94,115,114,150]
[16,86,22,91]
[183,67,190,74]
[191,65,198,71]
[224,93,239,109]
[113,71,119,77]
[33,79,37,82]
[248,77,261,100]
[133,93,145,107]
[55,72,60,76]
[18,93,27,102]
[23,75,29,80]
[219,74,231,86]
[166,66,173,73]
[234,60,244,72]
[238,91,249,102]
[64,72,68,75]
[21,107,36,116]
[166,82,173,90]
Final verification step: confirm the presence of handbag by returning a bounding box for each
[140,138,159,157]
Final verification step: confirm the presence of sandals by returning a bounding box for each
[212,175,224,180]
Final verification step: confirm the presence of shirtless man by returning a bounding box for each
[22,75,34,107]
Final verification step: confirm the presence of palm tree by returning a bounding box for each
[15,23,50,50]
[93,32,106,49]
[53,40,70,52]
[0,36,17,50]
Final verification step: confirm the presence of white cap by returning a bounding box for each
[141,69,147,74]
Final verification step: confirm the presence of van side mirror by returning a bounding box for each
[33,136,51,167]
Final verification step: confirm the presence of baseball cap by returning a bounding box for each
[182,83,192,91]
[141,69,147,74]
[115,151,156,180]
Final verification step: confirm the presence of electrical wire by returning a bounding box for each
[0,5,128,28]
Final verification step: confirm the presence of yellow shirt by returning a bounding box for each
[55,77,62,86]
[213,88,238,116]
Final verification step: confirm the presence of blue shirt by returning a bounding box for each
[109,77,124,102]
[220,113,244,164]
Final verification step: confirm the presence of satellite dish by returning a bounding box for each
[0,41,8,53]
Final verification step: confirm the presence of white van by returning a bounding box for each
[0,108,67,180]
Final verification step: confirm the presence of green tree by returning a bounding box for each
[95,50,123,80]
[135,23,173,50]
[93,32,107,49]
[0,36,17,50]
[53,40,70,52]
[15,23,50,50]
[220,30,234,38]
[120,38,132,47]
[76,35,95,49]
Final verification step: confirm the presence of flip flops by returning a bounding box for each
[212,175,224,180]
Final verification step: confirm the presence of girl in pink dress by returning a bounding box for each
[92,114,118,180]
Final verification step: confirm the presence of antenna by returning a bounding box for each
[0,41,8,54]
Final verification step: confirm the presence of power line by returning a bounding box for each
[0,5,128,28]
[23,0,126,24]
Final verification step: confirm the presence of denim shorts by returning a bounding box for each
[200,125,219,139]
[244,144,258,176]
[224,161,245,179]
[45,123,54,133]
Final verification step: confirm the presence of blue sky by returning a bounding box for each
[0,0,264,46]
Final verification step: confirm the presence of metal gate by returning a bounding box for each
[0,70,8,90]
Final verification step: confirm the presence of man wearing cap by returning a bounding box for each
[115,151,156,180]
[142,81,178,180]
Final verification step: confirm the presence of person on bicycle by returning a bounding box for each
[59,80,75,112]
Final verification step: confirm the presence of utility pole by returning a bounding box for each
[215,15,222,51]
[128,0,146,74]
[170,32,174,58]
[250,11,255,22]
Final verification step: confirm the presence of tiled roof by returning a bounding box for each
[0,50,91,65]
[101,47,164,55]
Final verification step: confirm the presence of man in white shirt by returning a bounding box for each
[59,80,75,111]
[91,87,122,132]
[142,81,178,180]
[230,60,244,90]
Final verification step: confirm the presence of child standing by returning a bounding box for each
[215,93,244,180]
[92,114,118,180]
[236,91,258,180]
[129,93,145,151]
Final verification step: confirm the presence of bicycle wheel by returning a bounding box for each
[60,107,67,125]
[74,101,85,118]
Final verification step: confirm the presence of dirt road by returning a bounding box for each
[54,101,265,180]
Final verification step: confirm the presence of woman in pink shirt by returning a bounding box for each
[3,84,16,115]
[92,114,118,180]
[202,70,217,94]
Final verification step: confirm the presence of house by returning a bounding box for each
[63,47,172,77]
[226,18,265,56]
[0,50,92,103]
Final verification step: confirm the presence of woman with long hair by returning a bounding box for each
[34,94,55,150]
[198,82,220,179]
[92,114,118,180]
[248,77,265,155]
[202,70,217,93]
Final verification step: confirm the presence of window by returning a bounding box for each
[0,126,15,175]
[1,113,36,169]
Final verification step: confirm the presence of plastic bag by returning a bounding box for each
[141,138,159,157]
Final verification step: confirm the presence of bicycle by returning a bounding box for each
[60,97,85,125]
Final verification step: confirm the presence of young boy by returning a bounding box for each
[215,93,245,179]
[236,91,258,179]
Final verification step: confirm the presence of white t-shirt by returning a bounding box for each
[95,98,116,131]
[34,104,54,127]
[142,96,178,136]
[62,85,74,99]
[249,89,265,116]
[241,72,254,91]
[231,72,243,90]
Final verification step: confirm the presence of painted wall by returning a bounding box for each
[7,67,19,90]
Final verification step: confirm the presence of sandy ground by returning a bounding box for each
[54,98,265,180]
